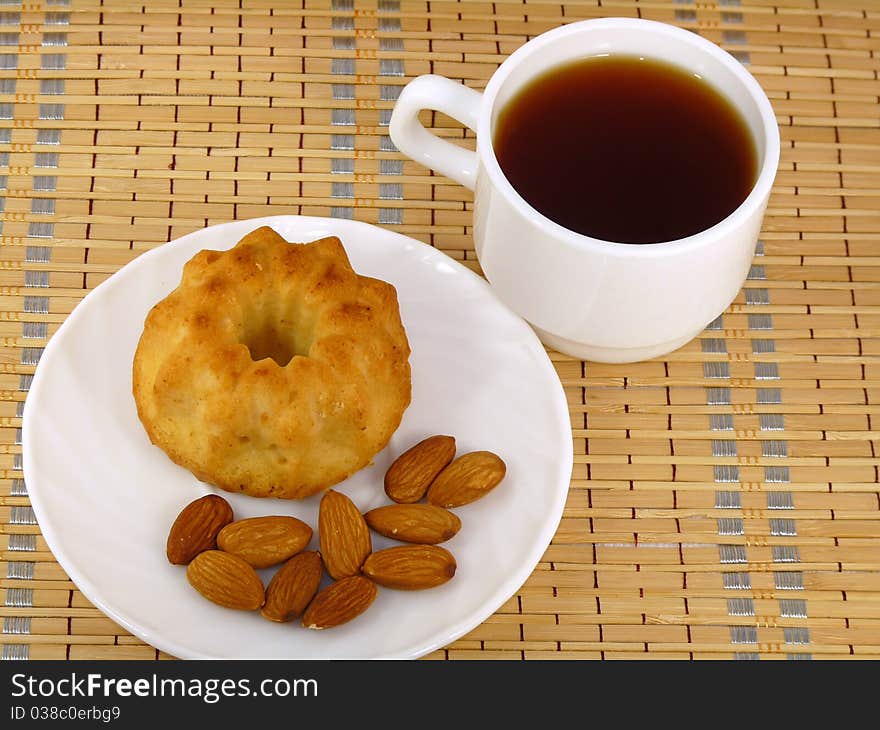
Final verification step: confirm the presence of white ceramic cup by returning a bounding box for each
[389,18,780,363]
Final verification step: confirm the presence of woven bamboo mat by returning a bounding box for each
[2,0,878,661]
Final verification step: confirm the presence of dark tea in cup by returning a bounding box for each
[493,55,758,244]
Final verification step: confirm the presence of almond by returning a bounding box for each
[319,490,372,580]
[364,504,461,545]
[166,494,234,565]
[362,545,456,590]
[384,435,456,503]
[427,451,506,508]
[186,550,265,610]
[261,551,323,623]
[302,575,377,630]
[217,515,312,569]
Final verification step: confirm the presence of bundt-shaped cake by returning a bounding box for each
[132,226,412,499]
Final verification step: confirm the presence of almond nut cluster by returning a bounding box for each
[165,435,506,631]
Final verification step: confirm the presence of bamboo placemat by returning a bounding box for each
[2,0,878,661]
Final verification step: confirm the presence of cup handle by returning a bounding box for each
[389,75,482,191]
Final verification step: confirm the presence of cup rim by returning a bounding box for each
[476,17,781,257]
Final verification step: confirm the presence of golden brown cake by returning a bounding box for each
[132,226,412,499]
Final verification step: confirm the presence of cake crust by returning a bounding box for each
[132,226,412,499]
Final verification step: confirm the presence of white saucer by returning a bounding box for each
[23,216,572,659]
